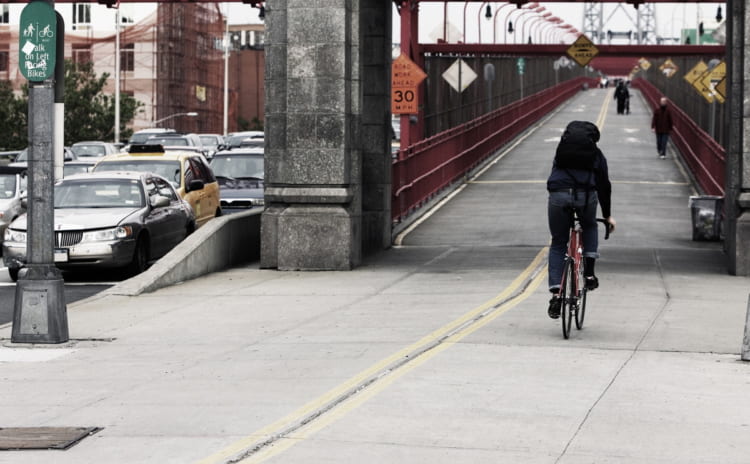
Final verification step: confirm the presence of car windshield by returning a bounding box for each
[93,160,181,187]
[72,144,107,157]
[200,136,221,147]
[14,149,28,162]
[211,155,264,179]
[147,137,189,146]
[225,135,264,148]
[63,164,93,177]
[55,179,144,208]
[0,174,17,199]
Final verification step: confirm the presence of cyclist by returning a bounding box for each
[547,121,616,319]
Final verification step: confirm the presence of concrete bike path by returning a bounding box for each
[0,88,748,464]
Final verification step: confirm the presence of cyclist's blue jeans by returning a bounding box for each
[548,190,600,291]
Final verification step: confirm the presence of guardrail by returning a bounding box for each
[633,77,725,196]
[391,76,598,224]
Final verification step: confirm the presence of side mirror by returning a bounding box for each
[187,179,204,192]
[150,195,170,208]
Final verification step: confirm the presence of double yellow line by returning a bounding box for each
[197,248,548,464]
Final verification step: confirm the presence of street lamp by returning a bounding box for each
[153,112,198,127]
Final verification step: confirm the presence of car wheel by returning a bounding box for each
[186,221,196,237]
[215,207,222,217]
[8,267,19,282]
[125,236,149,278]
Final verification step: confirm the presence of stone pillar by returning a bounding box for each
[727,0,750,275]
[361,0,392,253]
[262,1,363,270]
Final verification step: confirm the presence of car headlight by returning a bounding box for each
[251,198,264,206]
[4,229,26,242]
[81,226,133,242]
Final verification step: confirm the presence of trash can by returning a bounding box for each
[689,195,724,241]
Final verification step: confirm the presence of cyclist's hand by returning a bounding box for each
[607,216,616,233]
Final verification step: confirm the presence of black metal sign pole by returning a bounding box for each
[12,2,67,344]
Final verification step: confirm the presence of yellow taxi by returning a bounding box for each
[92,145,222,227]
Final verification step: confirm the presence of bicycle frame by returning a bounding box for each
[562,223,584,300]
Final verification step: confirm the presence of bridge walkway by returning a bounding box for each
[1,87,749,463]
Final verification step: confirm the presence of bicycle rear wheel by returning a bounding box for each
[575,288,587,330]
[560,259,574,339]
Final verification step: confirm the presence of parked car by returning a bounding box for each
[70,141,120,158]
[198,134,224,159]
[222,131,264,149]
[63,160,97,177]
[128,128,176,145]
[0,166,27,245]
[209,147,264,213]
[9,147,76,168]
[92,144,222,228]
[3,171,195,281]
[144,133,209,158]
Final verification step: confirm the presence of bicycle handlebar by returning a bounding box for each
[597,218,612,240]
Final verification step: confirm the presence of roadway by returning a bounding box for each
[0,266,114,325]
[1,88,749,463]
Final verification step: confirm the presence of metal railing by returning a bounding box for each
[633,77,725,196]
[392,76,597,223]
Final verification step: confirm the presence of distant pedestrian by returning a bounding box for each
[614,81,629,115]
[651,97,673,159]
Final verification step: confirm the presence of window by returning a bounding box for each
[153,177,178,202]
[0,51,8,73]
[72,3,91,26]
[0,5,9,24]
[121,43,134,72]
[72,44,91,65]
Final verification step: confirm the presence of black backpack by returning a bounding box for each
[554,121,600,170]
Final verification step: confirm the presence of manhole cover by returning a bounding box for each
[0,427,101,450]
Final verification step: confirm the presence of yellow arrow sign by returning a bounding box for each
[659,58,678,78]
[566,35,598,68]
[684,60,708,84]
[700,61,726,103]
[715,76,727,101]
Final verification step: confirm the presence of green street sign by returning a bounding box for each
[19,1,57,81]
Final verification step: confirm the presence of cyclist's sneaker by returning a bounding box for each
[584,275,599,290]
[548,295,561,319]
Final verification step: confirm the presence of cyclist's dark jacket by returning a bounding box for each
[546,151,612,218]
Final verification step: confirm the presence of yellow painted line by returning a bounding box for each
[596,88,613,130]
[241,265,549,463]
[196,247,549,464]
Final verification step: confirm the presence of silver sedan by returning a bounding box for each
[0,166,27,244]
[3,171,195,281]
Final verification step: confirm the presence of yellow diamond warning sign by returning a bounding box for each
[566,35,598,68]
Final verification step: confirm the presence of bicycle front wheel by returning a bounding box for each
[560,258,574,339]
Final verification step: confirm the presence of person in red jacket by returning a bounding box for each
[651,97,673,159]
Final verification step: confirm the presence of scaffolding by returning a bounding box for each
[1,3,232,136]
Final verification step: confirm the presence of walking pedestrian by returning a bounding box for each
[614,81,629,115]
[651,97,673,159]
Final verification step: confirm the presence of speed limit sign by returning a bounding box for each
[391,54,427,114]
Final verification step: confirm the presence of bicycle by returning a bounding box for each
[559,215,611,339]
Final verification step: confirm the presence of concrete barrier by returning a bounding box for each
[104,209,262,296]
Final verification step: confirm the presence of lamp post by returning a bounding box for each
[514,6,545,44]
[492,3,515,43]
[504,3,540,44]
[525,12,552,44]
[153,111,198,127]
